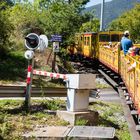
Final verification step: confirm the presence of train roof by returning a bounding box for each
[99,31,123,34]
[83,32,97,34]
[75,32,97,35]
[76,31,123,36]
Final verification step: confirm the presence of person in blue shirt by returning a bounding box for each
[121,31,133,55]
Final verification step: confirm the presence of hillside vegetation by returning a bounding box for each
[85,0,140,28]
[1,0,140,83]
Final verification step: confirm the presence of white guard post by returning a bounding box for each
[66,74,96,112]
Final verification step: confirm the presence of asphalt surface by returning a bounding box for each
[89,88,121,103]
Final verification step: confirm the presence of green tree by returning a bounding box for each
[33,0,91,46]
[80,18,100,32]
[0,2,13,56]
[8,3,44,50]
[109,4,140,43]
[7,0,91,50]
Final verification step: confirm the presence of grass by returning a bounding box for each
[75,118,88,126]
[89,101,131,140]
[0,50,66,87]
[0,99,68,140]
[0,51,27,82]
[96,83,111,89]
[0,99,131,140]
[0,50,131,139]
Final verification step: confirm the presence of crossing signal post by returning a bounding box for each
[24,33,48,111]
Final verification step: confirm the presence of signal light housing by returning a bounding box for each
[25,33,40,50]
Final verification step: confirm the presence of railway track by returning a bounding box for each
[98,63,140,140]
[71,60,140,139]
[0,86,67,97]
[1,61,140,139]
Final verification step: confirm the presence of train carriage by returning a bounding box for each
[98,31,123,73]
[70,30,140,124]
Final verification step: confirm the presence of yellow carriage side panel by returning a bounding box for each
[120,52,126,81]
[125,55,136,99]
[134,44,140,48]
[135,61,140,112]
[98,31,123,73]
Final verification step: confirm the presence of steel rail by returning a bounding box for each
[0,86,67,97]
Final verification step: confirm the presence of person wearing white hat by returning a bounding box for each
[121,30,133,55]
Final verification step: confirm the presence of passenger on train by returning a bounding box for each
[127,47,140,72]
[121,31,133,55]
[104,42,112,48]
[128,47,136,56]
[112,42,120,53]
[128,46,140,56]
[134,47,140,56]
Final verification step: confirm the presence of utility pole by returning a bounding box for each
[100,0,105,31]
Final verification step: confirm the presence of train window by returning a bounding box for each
[99,34,110,42]
[81,37,83,41]
[84,37,86,45]
[120,34,123,40]
[87,37,90,46]
[111,34,119,42]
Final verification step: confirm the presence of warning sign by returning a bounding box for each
[51,35,62,42]
[53,42,59,52]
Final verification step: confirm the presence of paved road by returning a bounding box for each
[89,88,121,103]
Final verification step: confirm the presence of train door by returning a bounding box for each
[92,33,98,59]
[83,33,92,58]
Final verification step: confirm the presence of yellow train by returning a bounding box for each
[68,31,140,123]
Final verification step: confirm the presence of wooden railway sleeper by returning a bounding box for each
[136,124,140,131]
[137,115,140,126]
[125,95,131,101]
[131,110,138,115]
[124,92,129,96]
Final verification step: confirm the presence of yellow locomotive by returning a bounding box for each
[68,31,140,123]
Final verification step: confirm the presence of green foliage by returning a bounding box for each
[109,3,140,43]
[0,51,27,81]
[75,118,88,125]
[7,0,92,50]
[0,99,68,140]
[41,99,62,110]
[85,0,140,29]
[8,3,44,50]
[0,2,13,54]
[80,18,100,32]
[0,0,98,59]
[89,101,131,140]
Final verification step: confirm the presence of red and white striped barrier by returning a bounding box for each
[33,70,67,80]
[26,65,32,84]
